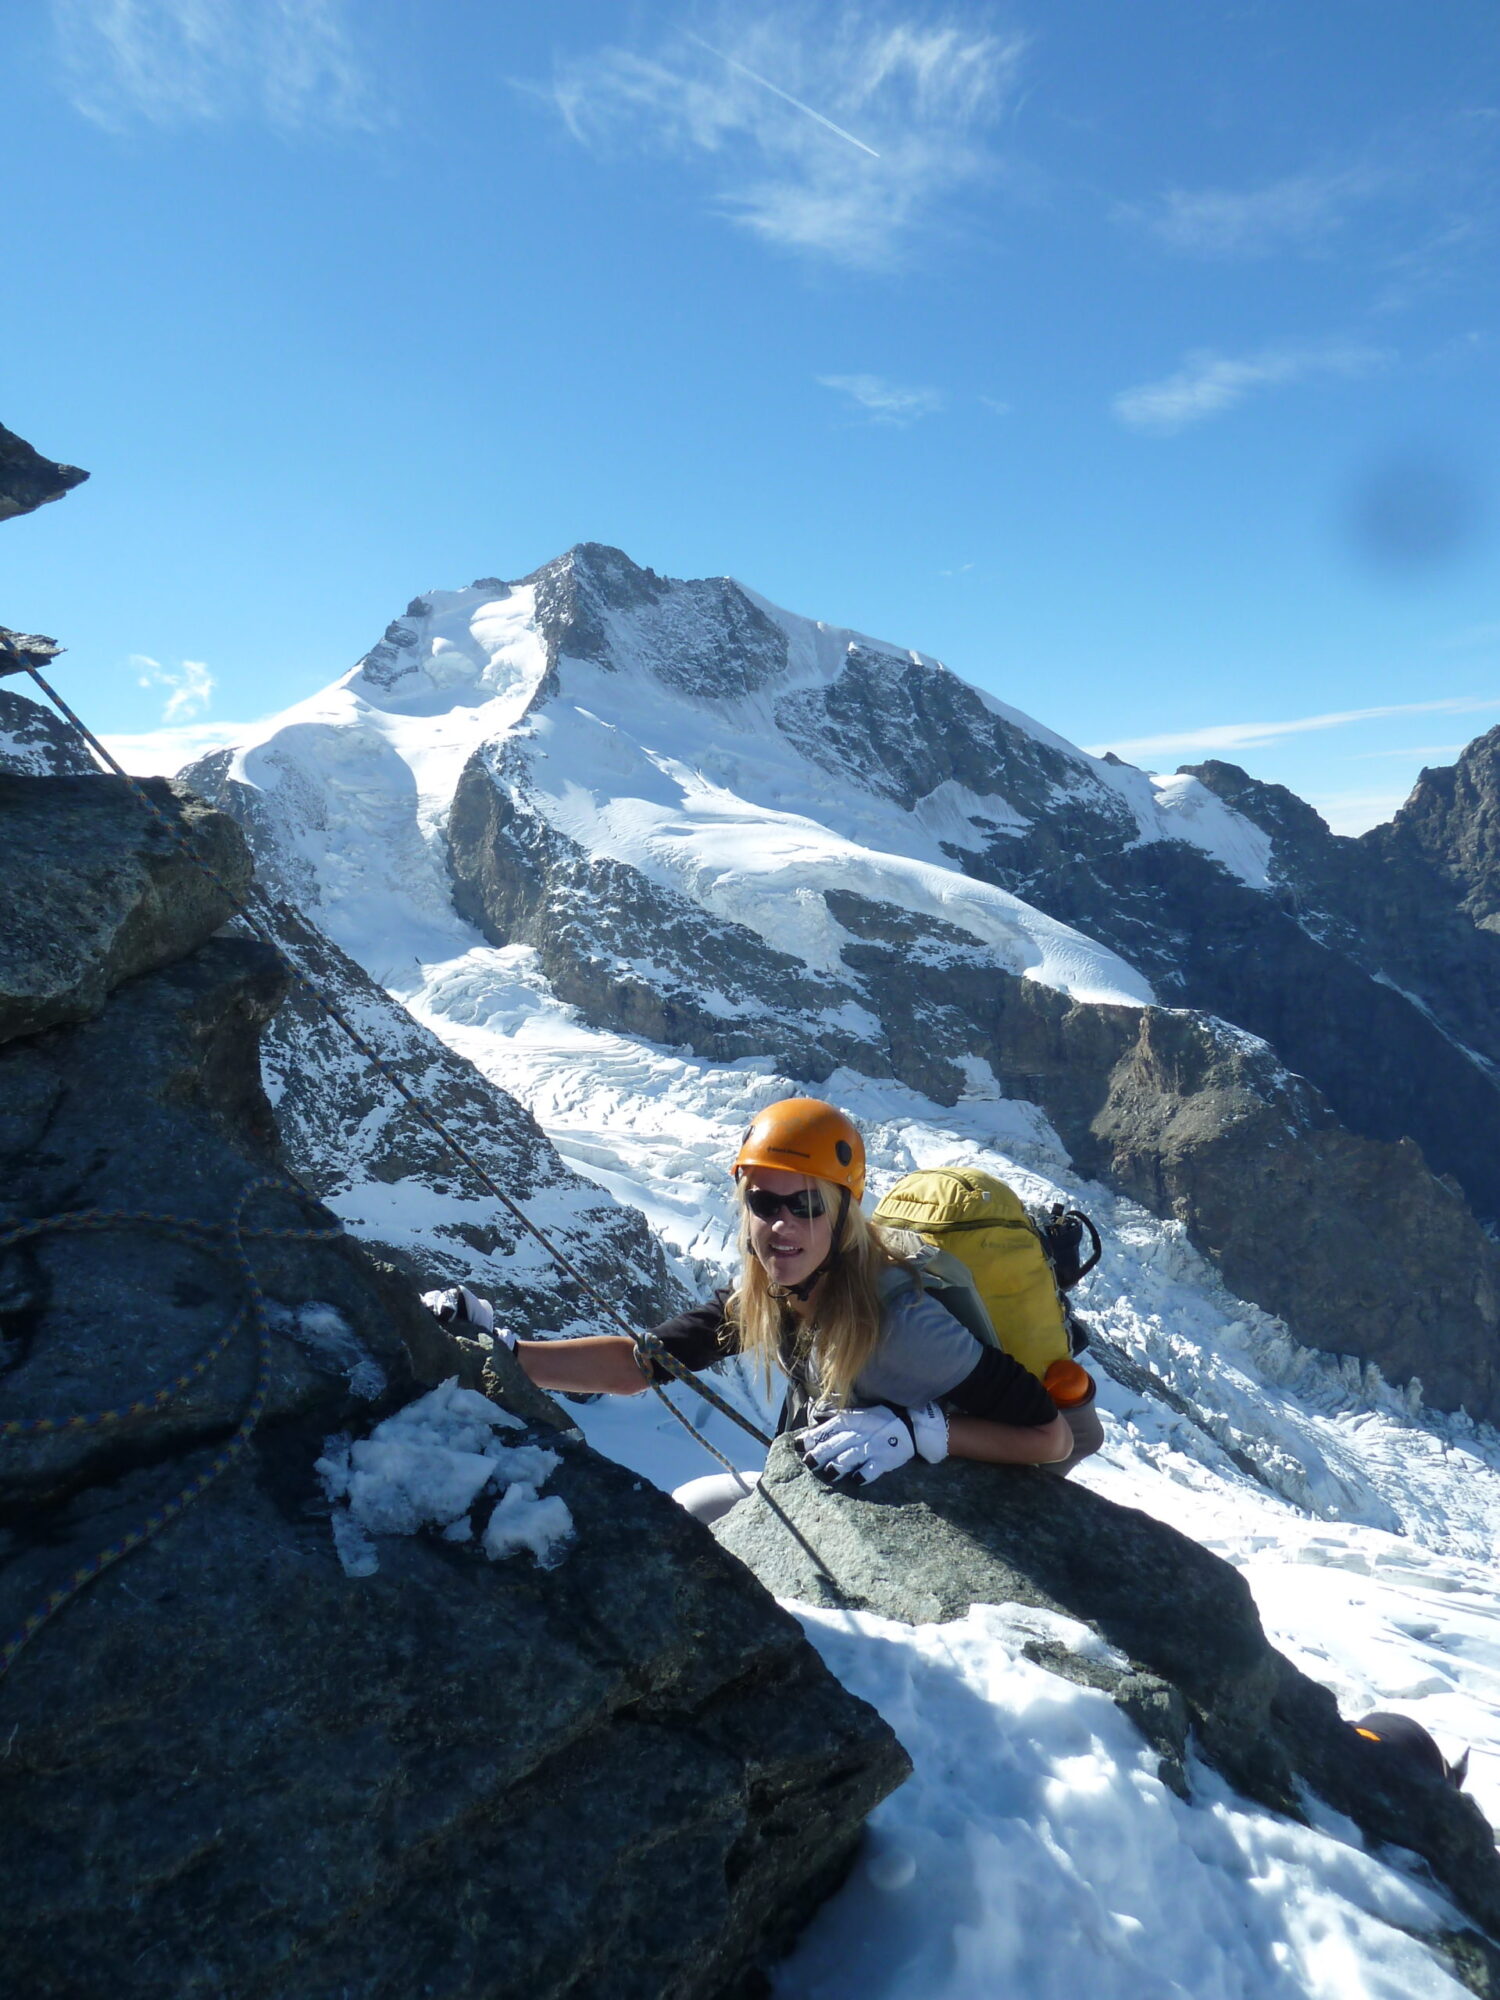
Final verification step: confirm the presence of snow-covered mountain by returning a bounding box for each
[10,530,1500,1993]
[182,543,1500,1423]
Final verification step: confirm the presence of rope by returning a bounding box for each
[14,660,771,1458]
[0,1178,343,1678]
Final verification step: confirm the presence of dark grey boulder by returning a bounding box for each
[715,1441,1500,1942]
[0,774,251,1046]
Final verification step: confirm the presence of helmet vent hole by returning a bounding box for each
[836,1141,853,1165]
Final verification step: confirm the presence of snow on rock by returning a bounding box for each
[316,1377,574,1577]
[777,1602,1473,2000]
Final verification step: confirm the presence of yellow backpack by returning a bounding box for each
[872,1169,1095,1382]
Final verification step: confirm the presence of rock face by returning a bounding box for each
[0,422,88,521]
[256,896,689,1338]
[716,1444,1500,1942]
[0,773,909,1998]
[0,681,98,776]
[0,773,251,1045]
[1385,726,1500,933]
[446,751,893,1085]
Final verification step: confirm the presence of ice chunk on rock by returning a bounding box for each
[316,1378,572,1575]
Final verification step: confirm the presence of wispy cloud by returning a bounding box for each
[1121,166,1386,259]
[1089,694,1500,766]
[100,717,252,775]
[52,0,384,133]
[818,372,944,423]
[542,8,1028,268]
[1304,787,1414,837]
[1112,341,1389,434]
[132,652,215,722]
[979,395,1011,415]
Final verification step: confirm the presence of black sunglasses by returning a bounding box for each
[743,1187,826,1222]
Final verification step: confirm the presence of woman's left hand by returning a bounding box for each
[793,1403,918,1486]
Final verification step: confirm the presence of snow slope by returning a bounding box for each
[406,954,1500,1998]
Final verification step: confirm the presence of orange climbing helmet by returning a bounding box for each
[731,1098,866,1201]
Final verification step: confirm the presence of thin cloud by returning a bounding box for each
[132,652,215,723]
[99,718,252,775]
[819,373,944,423]
[1121,166,1386,259]
[1090,695,1500,765]
[1112,341,1389,434]
[1304,788,1413,837]
[52,0,385,133]
[979,395,1012,415]
[688,34,879,157]
[542,9,1028,268]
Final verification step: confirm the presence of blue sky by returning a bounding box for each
[3,0,1497,831]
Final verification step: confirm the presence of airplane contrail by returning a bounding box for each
[688,33,881,158]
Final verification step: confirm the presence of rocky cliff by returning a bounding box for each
[1383,726,1500,934]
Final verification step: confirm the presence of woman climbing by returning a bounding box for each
[489,1098,1075,1522]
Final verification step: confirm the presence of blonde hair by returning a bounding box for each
[725,1177,916,1407]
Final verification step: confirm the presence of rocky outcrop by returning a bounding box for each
[716,1445,1500,1943]
[446,751,894,1083]
[0,775,909,1997]
[1384,726,1500,933]
[0,773,251,1045]
[257,896,689,1338]
[526,544,791,699]
[0,679,98,776]
[0,422,88,521]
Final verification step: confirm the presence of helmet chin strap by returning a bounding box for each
[773,1186,851,1305]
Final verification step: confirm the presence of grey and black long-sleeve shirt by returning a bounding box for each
[647,1273,1059,1434]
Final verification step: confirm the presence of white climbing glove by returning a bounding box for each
[792,1403,916,1487]
[420,1285,517,1350]
[907,1400,950,1465]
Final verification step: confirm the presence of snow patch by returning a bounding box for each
[316,1378,573,1576]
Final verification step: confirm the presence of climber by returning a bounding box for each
[487,1097,1073,1523]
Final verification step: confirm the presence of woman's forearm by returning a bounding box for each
[947,1410,1072,1465]
[514,1334,648,1397]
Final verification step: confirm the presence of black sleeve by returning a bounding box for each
[645,1290,738,1379]
[944,1346,1059,1427]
